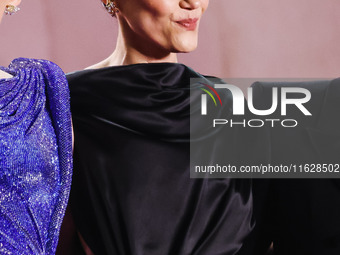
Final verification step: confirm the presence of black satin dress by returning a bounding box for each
[238,79,340,255]
[67,64,265,255]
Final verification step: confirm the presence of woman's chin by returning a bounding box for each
[172,40,198,53]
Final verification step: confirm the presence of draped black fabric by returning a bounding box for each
[67,63,259,255]
[238,79,340,255]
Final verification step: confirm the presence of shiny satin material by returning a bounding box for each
[68,63,256,255]
[0,58,73,254]
[239,79,340,255]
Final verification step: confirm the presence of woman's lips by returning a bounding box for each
[175,18,199,31]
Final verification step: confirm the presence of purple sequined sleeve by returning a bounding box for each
[0,58,72,254]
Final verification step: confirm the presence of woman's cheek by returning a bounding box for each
[141,0,174,16]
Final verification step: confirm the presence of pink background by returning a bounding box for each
[0,0,340,78]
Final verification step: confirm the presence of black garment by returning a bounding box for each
[239,79,340,255]
[67,63,264,255]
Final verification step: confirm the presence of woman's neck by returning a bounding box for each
[87,27,177,69]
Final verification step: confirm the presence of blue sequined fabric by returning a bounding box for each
[0,58,72,254]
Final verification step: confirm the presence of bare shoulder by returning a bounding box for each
[0,69,13,79]
[84,56,113,70]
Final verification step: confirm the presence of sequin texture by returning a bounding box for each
[0,58,72,254]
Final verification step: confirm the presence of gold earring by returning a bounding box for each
[4,5,20,15]
[103,1,119,17]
